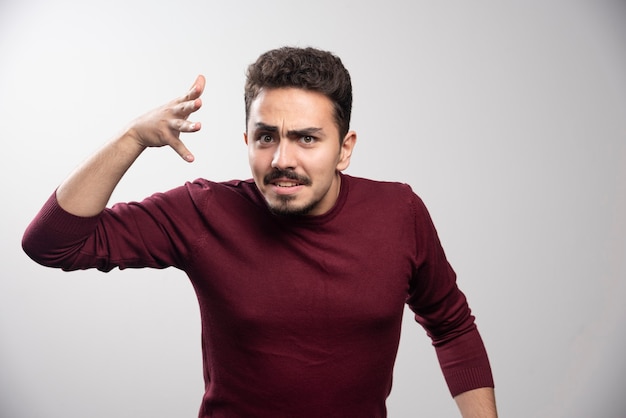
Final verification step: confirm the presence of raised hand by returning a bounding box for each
[126,74,206,162]
[55,75,207,216]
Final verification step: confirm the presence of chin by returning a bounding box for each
[267,197,319,217]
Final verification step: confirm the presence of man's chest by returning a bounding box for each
[187,222,414,336]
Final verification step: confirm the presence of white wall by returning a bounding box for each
[1,1,625,417]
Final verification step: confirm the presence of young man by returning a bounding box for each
[23,47,496,417]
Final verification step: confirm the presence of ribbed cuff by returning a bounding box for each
[446,366,495,397]
[22,191,103,266]
[36,191,102,238]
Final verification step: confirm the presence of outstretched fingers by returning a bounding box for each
[170,118,201,134]
[182,74,206,102]
[174,96,202,118]
[169,137,195,162]
[165,118,202,162]
[169,75,205,162]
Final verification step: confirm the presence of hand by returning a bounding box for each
[126,75,205,162]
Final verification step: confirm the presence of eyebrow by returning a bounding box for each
[254,122,278,133]
[254,122,324,137]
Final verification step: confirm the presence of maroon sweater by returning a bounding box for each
[23,174,493,417]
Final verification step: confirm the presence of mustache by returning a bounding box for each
[263,169,311,186]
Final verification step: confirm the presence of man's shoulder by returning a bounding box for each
[185,177,254,189]
[182,177,257,196]
[341,174,424,217]
[343,174,415,198]
[181,177,262,208]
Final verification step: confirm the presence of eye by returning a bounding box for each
[300,135,315,144]
[258,134,274,144]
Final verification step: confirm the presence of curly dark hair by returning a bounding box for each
[244,46,353,139]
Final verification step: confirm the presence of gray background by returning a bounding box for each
[1,0,625,417]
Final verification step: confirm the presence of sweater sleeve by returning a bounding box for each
[405,192,494,397]
[22,185,203,272]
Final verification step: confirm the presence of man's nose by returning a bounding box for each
[271,140,296,170]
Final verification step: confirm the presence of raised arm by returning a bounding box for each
[56,75,205,217]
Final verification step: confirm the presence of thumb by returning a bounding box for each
[169,137,195,162]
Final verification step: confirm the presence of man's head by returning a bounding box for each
[244,47,352,139]
[243,47,357,217]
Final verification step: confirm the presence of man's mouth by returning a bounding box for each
[264,169,311,187]
[274,181,301,187]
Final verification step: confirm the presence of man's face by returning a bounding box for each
[244,88,356,216]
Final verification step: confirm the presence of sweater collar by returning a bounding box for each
[252,172,350,226]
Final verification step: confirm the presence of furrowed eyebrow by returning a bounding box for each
[253,123,323,137]
[254,122,279,132]
[287,127,323,137]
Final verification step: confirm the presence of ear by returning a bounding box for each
[243,132,249,146]
[336,130,357,171]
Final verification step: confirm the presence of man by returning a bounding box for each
[23,47,496,417]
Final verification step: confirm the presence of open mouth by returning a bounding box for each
[264,170,311,187]
[269,179,306,195]
[274,181,302,187]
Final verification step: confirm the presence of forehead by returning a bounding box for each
[248,88,335,127]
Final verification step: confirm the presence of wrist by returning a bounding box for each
[116,127,148,158]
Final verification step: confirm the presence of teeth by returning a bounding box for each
[276,182,298,187]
